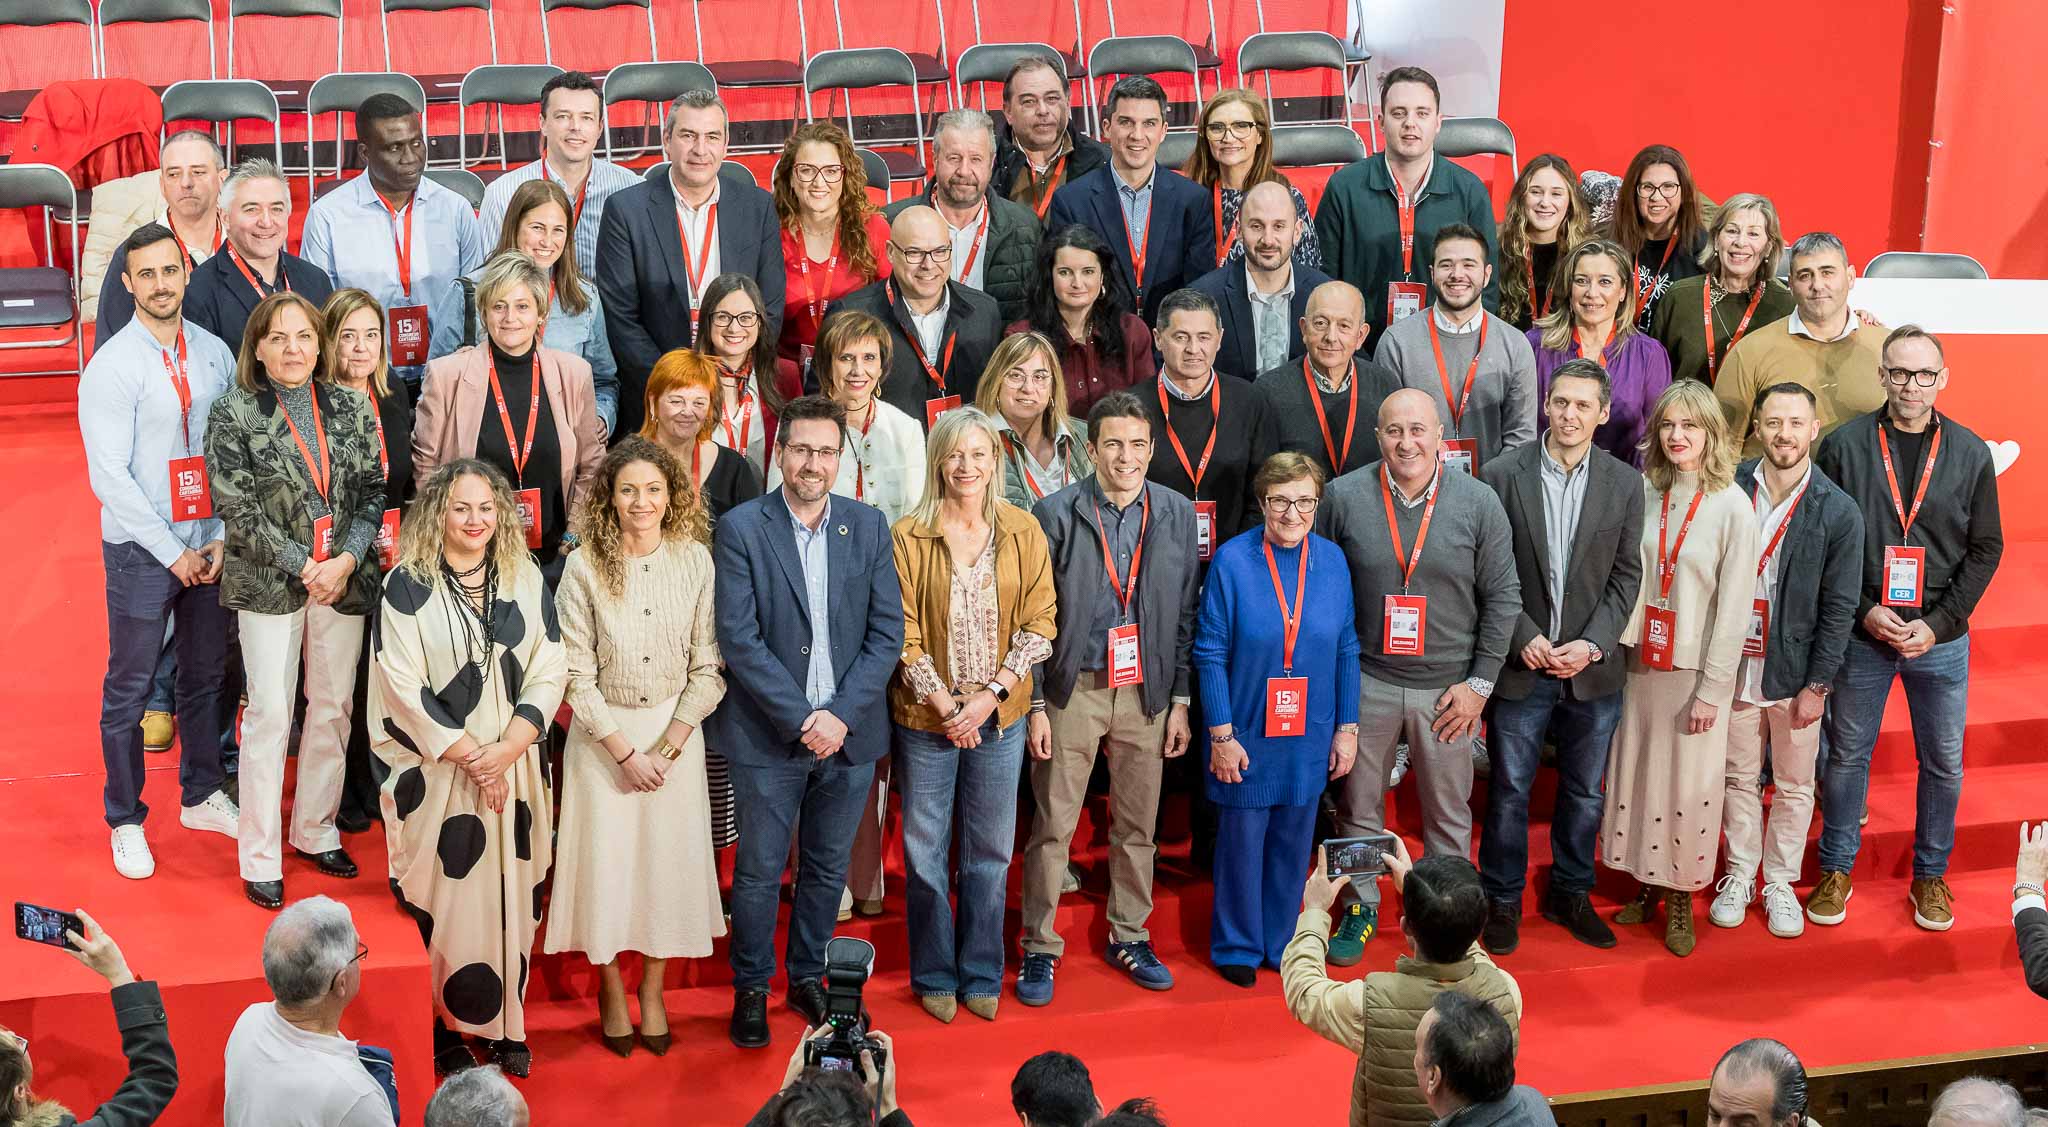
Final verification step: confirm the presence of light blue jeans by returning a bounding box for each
[896,718,1026,999]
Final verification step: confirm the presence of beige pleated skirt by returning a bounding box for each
[1598,656,1736,893]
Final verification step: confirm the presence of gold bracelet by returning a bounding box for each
[656,741,684,762]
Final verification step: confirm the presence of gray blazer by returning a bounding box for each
[1481,441,1644,702]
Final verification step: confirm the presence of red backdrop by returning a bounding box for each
[1922,2,2048,278]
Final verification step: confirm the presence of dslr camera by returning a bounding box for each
[802,936,886,1074]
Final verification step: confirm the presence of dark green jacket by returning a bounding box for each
[1313,152,1501,349]
[884,190,1043,325]
[204,380,385,616]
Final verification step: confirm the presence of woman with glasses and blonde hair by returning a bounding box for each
[773,121,893,372]
[372,458,567,1078]
[640,348,763,519]
[1650,192,1795,387]
[974,331,1093,510]
[694,272,804,480]
[545,436,724,1058]
[889,406,1056,1022]
[1498,154,1592,330]
[1600,380,1759,957]
[1182,89,1322,271]
[1193,452,1359,987]
[1528,239,1673,467]
[1609,145,1709,332]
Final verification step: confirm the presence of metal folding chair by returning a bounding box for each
[601,61,716,162]
[161,79,286,167]
[1862,252,1990,281]
[380,0,497,106]
[305,73,427,195]
[457,64,565,172]
[97,0,216,84]
[540,0,657,75]
[804,49,932,188]
[1237,31,1351,128]
[0,163,85,376]
[225,0,344,120]
[1,0,96,121]
[1085,35,1202,134]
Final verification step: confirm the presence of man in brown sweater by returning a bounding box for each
[1714,232,1887,456]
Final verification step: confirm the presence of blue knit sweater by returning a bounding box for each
[1194,529,1361,808]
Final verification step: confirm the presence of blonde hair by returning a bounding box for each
[1182,88,1284,192]
[1498,154,1591,327]
[472,251,550,334]
[393,459,537,589]
[907,407,1005,530]
[972,331,1070,447]
[1535,239,1639,353]
[571,436,710,598]
[1642,380,1736,493]
[318,287,392,399]
[1698,192,1785,281]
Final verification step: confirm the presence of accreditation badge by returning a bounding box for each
[1383,594,1427,656]
[168,456,212,521]
[1264,676,1309,738]
[1882,545,1925,607]
[1107,622,1143,687]
[1641,604,1677,670]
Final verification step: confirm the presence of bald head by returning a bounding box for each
[1302,281,1367,375]
[887,205,950,305]
[1378,388,1443,489]
[1241,180,1300,273]
[160,131,226,227]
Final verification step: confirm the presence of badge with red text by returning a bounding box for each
[1641,604,1677,670]
[1439,438,1479,475]
[168,456,212,521]
[516,487,544,550]
[1387,281,1427,326]
[924,394,963,429]
[1194,500,1217,561]
[311,514,334,563]
[376,508,401,571]
[1882,545,1925,607]
[388,305,429,367]
[1107,622,1143,687]
[1265,676,1309,738]
[1383,593,1427,656]
[1744,597,1769,658]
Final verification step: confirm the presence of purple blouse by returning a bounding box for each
[1528,329,1673,468]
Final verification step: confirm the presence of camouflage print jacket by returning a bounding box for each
[204,379,386,617]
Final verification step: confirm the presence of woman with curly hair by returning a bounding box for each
[1498,154,1591,329]
[371,459,566,1078]
[773,121,892,372]
[543,436,725,1058]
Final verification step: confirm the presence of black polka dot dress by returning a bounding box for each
[370,557,566,1042]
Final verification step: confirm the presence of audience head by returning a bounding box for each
[1255,452,1326,548]
[1536,239,1636,353]
[1240,181,1301,274]
[493,178,588,314]
[1102,76,1169,174]
[120,223,191,324]
[1616,144,1701,250]
[425,1064,529,1127]
[355,93,425,196]
[236,291,327,394]
[397,458,527,580]
[1543,358,1612,454]
[1880,324,1949,426]
[976,330,1069,444]
[1644,378,1735,492]
[773,122,882,286]
[261,896,365,1015]
[575,435,707,593]
[1086,390,1155,494]
[1429,223,1492,315]
[472,251,550,356]
[1377,388,1446,489]
[762,1067,873,1127]
[1095,1098,1170,1127]
[0,1023,34,1125]
[320,287,392,399]
[1152,288,1223,383]
[815,310,890,410]
[1702,192,1783,287]
[537,70,602,168]
[1002,53,1072,153]
[1300,281,1368,376]
[1398,853,1487,963]
[932,109,999,210]
[1785,232,1854,328]
[913,407,1003,525]
[1415,991,1517,1117]
[1751,382,1819,469]
[663,89,730,194]
[1707,1038,1809,1127]
[774,395,849,506]
[1029,225,1134,358]
[218,158,292,264]
[641,348,722,453]
[158,129,226,227]
[1010,1050,1099,1127]
[1500,154,1588,325]
[1930,1078,2027,1127]
[1377,66,1442,163]
[888,206,953,306]
[1186,88,1277,191]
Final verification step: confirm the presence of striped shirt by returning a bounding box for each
[477,157,641,280]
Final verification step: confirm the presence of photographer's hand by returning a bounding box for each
[780,1026,825,1091]
[861,1029,899,1119]
[63,909,136,987]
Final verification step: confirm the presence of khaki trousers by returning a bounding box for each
[1721,698,1821,886]
[1020,675,1168,956]
[237,603,363,882]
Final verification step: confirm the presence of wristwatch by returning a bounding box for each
[656,741,683,762]
[1465,677,1495,699]
[990,681,1012,704]
[1806,682,1833,698]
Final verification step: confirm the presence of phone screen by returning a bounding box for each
[14,902,82,950]
[1323,834,1399,879]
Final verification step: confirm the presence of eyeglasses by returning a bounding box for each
[1882,366,1943,387]
[793,163,845,184]
[1203,119,1260,139]
[1261,495,1320,515]
[1636,181,1682,200]
[891,243,953,266]
[709,311,761,329]
[783,443,842,462]
[1002,369,1053,388]
[329,940,369,993]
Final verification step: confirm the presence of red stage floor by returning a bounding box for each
[2,399,2044,1125]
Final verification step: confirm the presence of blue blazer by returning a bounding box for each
[710,487,905,767]
[1046,163,1214,326]
[1188,256,1332,383]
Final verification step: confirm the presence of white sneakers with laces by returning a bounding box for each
[179,789,240,839]
[110,825,155,880]
[1760,881,1804,938]
[1708,873,1754,928]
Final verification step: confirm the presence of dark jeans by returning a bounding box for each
[100,540,229,827]
[896,719,1025,999]
[1479,678,1623,902]
[146,633,175,711]
[728,750,878,992]
[147,625,243,763]
[1820,632,1970,879]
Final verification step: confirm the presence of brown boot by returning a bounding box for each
[1664,889,1696,957]
[1615,883,1659,925]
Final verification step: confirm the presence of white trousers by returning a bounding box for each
[1721,698,1822,887]
[236,603,364,882]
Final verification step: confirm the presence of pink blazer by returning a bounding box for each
[413,344,608,520]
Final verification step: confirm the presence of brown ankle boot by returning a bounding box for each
[1664,889,1696,956]
[1615,883,1659,925]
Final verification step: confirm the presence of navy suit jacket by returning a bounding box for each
[596,169,786,436]
[1046,163,1213,325]
[1188,257,1331,382]
[710,488,904,767]
[183,250,334,351]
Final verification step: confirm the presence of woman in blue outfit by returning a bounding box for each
[1194,451,1361,986]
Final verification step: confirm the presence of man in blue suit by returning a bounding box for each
[1189,181,1332,382]
[712,395,905,1050]
[1046,76,1213,326]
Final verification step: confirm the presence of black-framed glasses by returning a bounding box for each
[1636,182,1682,199]
[710,311,761,329]
[330,940,369,993]
[1261,495,1320,515]
[1203,119,1260,139]
[1882,366,1943,387]
[891,243,953,266]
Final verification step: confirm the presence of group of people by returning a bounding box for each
[75,49,2007,1091]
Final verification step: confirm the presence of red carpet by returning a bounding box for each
[2,398,2044,1125]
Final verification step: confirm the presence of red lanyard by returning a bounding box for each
[545,160,590,230]
[1525,252,1551,320]
[954,204,990,281]
[1302,357,1358,471]
[160,331,193,449]
[279,386,332,504]
[228,246,287,298]
[1212,188,1238,267]
[169,221,221,272]
[848,404,876,501]
[1752,478,1808,578]
[1878,420,1942,544]
[1157,375,1221,496]
[376,193,416,300]
[793,230,842,324]
[1003,430,1072,499]
[1030,153,1068,221]
[719,364,755,452]
[1379,467,1440,591]
[1655,488,1707,603]
[1263,537,1311,673]
[1574,322,1613,362]
[1427,312,1489,434]
[1702,280,1765,383]
[676,198,718,303]
[1119,191,1149,294]
[892,282,956,397]
[691,439,703,481]
[1391,160,1427,278]
[1634,237,1678,309]
[1094,488,1149,615]
[487,356,543,487]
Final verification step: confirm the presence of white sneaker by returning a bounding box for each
[1761,881,1804,938]
[111,825,155,879]
[1388,744,1411,788]
[1707,873,1753,928]
[179,789,240,839]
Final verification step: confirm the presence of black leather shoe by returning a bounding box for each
[1544,888,1619,949]
[787,978,828,1027]
[335,808,375,834]
[1216,963,1257,988]
[244,880,284,910]
[296,847,360,879]
[1483,899,1521,955]
[730,989,771,1049]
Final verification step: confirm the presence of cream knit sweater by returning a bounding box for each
[557,536,726,740]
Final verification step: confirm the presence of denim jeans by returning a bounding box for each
[1819,632,1969,879]
[99,541,229,827]
[896,719,1025,999]
[146,627,176,712]
[727,751,878,992]
[1479,678,1623,902]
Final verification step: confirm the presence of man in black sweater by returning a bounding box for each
[1256,281,1401,480]
[1809,325,2003,934]
[1142,288,1276,561]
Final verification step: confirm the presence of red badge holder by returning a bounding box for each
[168,456,213,521]
[1744,597,1769,658]
[1107,622,1143,687]
[924,395,963,429]
[1439,439,1479,475]
[1194,500,1217,561]
[1265,676,1309,738]
[1387,281,1427,326]
[376,508,401,571]
[1882,545,1925,608]
[311,514,334,563]
[1383,594,1427,656]
[1641,604,1677,670]
[516,487,544,550]
[388,305,429,367]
